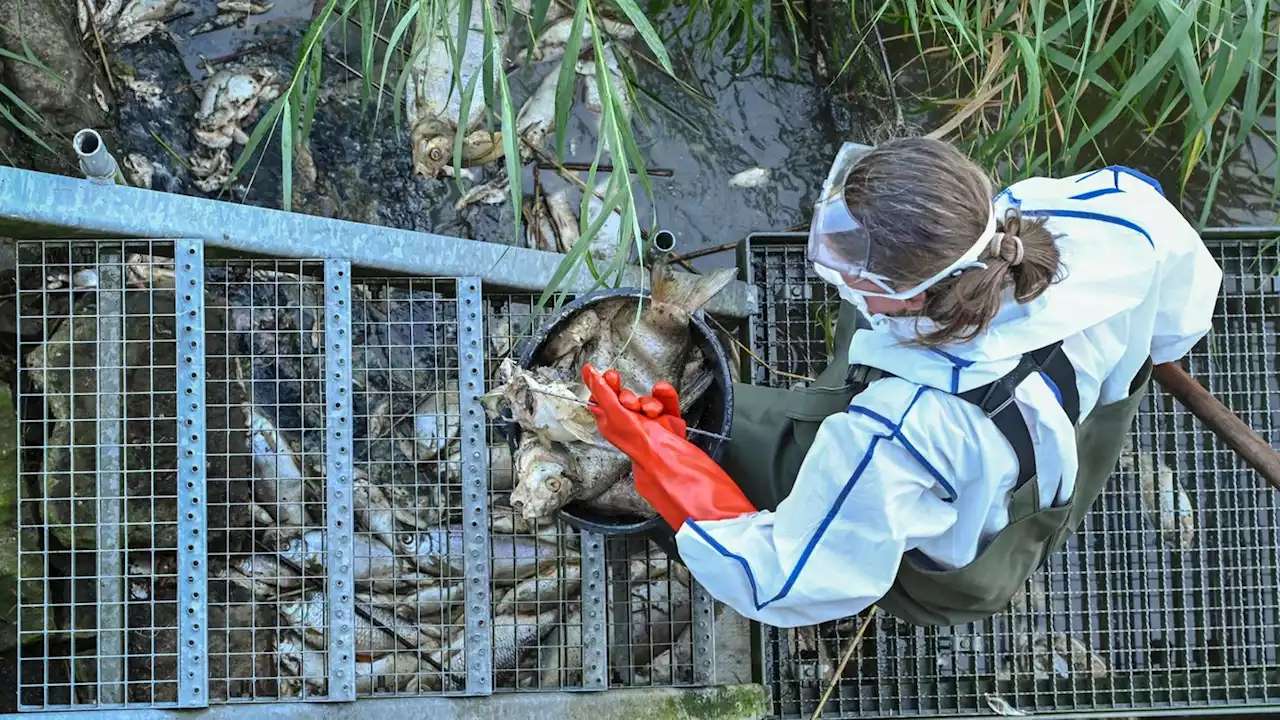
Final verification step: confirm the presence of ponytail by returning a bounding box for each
[913,207,1064,348]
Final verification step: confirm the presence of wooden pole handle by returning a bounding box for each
[1152,361,1280,492]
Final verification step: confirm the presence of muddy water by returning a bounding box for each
[94,2,1279,278]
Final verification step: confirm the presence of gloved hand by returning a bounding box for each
[581,364,756,530]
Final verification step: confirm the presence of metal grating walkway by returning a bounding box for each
[742,233,1280,718]
[13,240,715,711]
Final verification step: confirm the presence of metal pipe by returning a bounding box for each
[651,230,677,254]
[73,129,119,184]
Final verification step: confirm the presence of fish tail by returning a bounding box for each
[649,256,736,316]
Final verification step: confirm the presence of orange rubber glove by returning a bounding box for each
[581,364,756,530]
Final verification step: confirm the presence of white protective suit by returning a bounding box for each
[676,166,1224,628]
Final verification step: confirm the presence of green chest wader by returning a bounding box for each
[712,300,1152,627]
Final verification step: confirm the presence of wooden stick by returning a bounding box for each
[1152,361,1280,492]
[669,241,738,263]
[811,607,877,720]
[537,161,674,177]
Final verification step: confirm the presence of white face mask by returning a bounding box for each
[814,263,893,332]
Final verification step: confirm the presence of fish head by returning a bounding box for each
[510,450,575,520]
[410,119,455,178]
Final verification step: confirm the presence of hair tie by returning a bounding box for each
[987,232,1025,267]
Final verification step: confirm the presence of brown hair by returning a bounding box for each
[841,137,1064,347]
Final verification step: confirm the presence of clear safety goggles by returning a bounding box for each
[807,141,996,300]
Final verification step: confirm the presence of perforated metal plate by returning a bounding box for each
[743,233,1280,718]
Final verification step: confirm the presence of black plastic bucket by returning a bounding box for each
[501,286,735,535]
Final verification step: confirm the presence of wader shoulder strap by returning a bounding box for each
[846,340,1080,492]
[955,340,1080,490]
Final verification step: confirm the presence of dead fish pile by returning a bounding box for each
[189,68,283,192]
[481,259,735,521]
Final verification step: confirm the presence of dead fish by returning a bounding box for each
[395,526,467,576]
[355,651,429,694]
[123,153,155,188]
[487,258,736,521]
[490,443,516,492]
[480,360,602,446]
[248,405,311,533]
[623,575,692,668]
[217,0,272,11]
[529,15,636,63]
[357,580,468,622]
[353,474,397,550]
[539,606,583,687]
[356,601,440,654]
[280,589,328,649]
[492,533,566,584]
[1009,582,1047,614]
[728,167,771,188]
[508,435,577,520]
[494,561,581,611]
[526,196,559,253]
[279,530,413,588]
[406,379,463,460]
[491,503,564,541]
[1133,450,1195,550]
[454,175,511,211]
[580,477,653,517]
[516,66,563,159]
[276,631,328,697]
[545,189,579,252]
[984,694,1027,716]
[1052,633,1109,679]
[220,554,305,598]
[636,623,694,685]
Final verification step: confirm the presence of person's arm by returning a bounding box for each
[673,409,958,628]
[1111,170,1223,363]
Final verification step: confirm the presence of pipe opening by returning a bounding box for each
[74,129,102,156]
[651,230,676,253]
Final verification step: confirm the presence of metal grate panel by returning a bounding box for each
[13,239,718,710]
[17,242,189,709]
[743,233,1280,718]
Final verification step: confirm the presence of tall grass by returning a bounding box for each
[0,21,64,166]
[844,0,1279,224]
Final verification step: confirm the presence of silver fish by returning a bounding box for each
[276,631,328,698]
[728,167,771,188]
[357,580,468,622]
[356,601,441,655]
[636,622,694,686]
[538,606,583,687]
[395,527,467,576]
[454,175,511,211]
[621,575,692,669]
[280,589,328,649]
[248,405,311,533]
[494,560,582,612]
[492,533,566,584]
[280,530,415,589]
[529,15,636,64]
[221,554,305,598]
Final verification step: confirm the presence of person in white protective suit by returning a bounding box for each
[579,137,1224,628]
